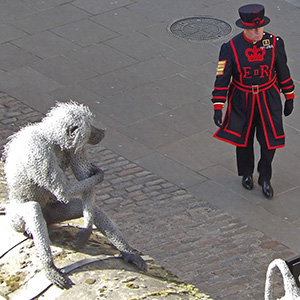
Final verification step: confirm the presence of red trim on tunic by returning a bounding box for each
[262,91,285,140]
[213,132,285,149]
[232,75,277,93]
[214,86,229,90]
[230,39,243,83]
[256,93,285,150]
[213,96,227,100]
[243,32,255,44]
[213,133,245,147]
[223,89,241,137]
[241,18,264,27]
[281,84,294,90]
[280,77,292,85]
[269,35,276,81]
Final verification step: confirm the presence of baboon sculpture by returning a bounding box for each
[3,101,147,289]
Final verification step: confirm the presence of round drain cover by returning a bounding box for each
[169,17,232,41]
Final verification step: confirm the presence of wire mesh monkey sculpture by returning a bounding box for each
[3,101,147,289]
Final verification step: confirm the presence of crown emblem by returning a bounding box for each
[245,45,265,62]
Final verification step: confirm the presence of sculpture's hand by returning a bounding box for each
[88,164,102,177]
[45,264,73,289]
[121,250,147,271]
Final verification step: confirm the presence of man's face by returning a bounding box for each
[244,26,264,42]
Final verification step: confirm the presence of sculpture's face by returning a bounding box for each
[88,126,105,145]
[44,102,105,151]
[66,123,105,151]
[66,121,92,151]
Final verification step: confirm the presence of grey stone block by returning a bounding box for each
[159,131,234,172]
[96,90,167,125]
[139,21,188,50]
[79,69,150,98]
[165,43,219,68]
[127,74,201,109]
[0,0,37,22]
[66,44,137,74]
[0,71,23,92]
[105,31,173,61]
[153,101,213,136]
[9,4,90,33]
[12,31,79,59]
[91,7,154,35]
[21,0,74,10]
[180,62,217,90]
[30,55,97,85]
[49,84,104,105]
[271,148,300,194]
[101,128,153,161]
[51,19,119,47]
[126,56,185,82]
[260,187,300,222]
[118,118,186,150]
[6,88,56,114]
[73,0,132,14]
[0,23,27,44]
[0,43,40,71]
[128,0,206,22]
[10,67,63,93]
[135,152,207,188]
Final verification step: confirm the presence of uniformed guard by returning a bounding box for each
[212,4,295,199]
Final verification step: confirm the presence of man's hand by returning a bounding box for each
[284,99,294,116]
[213,110,223,127]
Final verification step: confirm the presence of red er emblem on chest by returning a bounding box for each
[245,45,265,62]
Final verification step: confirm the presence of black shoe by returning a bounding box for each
[259,180,274,199]
[242,175,253,190]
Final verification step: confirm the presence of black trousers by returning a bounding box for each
[236,103,276,182]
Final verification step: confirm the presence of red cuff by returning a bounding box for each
[284,92,295,100]
[214,104,224,110]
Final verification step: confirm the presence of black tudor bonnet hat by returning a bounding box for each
[235,4,270,29]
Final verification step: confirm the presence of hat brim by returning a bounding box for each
[235,16,270,29]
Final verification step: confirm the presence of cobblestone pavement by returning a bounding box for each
[0,93,296,299]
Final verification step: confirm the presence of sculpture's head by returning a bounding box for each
[43,101,105,151]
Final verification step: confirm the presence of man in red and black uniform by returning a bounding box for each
[212,4,295,198]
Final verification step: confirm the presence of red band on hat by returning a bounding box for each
[242,18,264,27]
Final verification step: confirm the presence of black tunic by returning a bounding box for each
[212,32,295,149]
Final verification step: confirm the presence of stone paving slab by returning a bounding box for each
[8,4,91,34]
[51,19,120,47]
[30,55,98,86]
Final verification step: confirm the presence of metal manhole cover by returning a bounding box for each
[168,17,232,41]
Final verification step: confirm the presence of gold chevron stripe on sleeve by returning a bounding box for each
[216,60,227,76]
